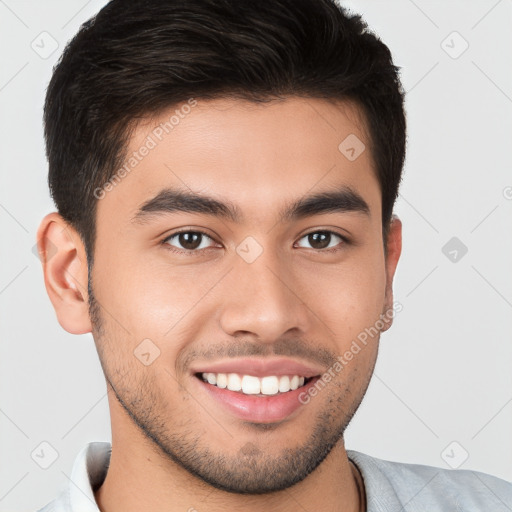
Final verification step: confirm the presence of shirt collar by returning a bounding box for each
[347,449,403,511]
[67,441,110,512]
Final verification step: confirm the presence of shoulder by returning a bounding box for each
[347,449,512,511]
[35,442,110,512]
[35,488,70,512]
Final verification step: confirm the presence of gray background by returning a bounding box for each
[1,0,511,510]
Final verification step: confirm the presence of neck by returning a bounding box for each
[94,434,363,512]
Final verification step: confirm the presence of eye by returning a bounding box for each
[295,230,347,252]
[161,229,348,256]
[162,230,218,254]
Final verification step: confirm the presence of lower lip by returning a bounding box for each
[194,375,320,424]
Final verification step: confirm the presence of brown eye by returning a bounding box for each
[163,230,215,252]
[308,232,331,249]
[296,231,346,251]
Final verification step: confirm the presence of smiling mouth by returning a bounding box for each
[195,372,316,396]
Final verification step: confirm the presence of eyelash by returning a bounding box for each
[161,228,349,256]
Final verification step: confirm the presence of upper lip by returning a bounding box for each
[191,357,324,378]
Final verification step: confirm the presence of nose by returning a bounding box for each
[218,245,311,344]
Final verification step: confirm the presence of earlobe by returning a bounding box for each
[36,212,93,335]
[381,215,402,332]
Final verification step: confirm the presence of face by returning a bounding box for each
[87,97,400,493]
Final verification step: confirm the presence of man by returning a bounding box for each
[36,0,512,510]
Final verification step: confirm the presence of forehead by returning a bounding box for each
[96,96,380,227]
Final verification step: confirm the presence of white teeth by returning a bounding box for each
[216,373,228,389]
[278,375,290,392]
[261,376,279,395]
[242,375,261,394]
[201,372,310,395]
[227,373,242,391]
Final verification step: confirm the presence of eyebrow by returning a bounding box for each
[131,186,370,224]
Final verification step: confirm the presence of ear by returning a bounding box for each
[36,212,92,334]
[380,214,402,332]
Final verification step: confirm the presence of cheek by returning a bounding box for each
[92,241,203,334]
[299,250,387,337]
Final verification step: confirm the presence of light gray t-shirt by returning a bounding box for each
[37,442,512,511]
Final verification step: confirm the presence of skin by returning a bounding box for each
[38,97,402,512]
